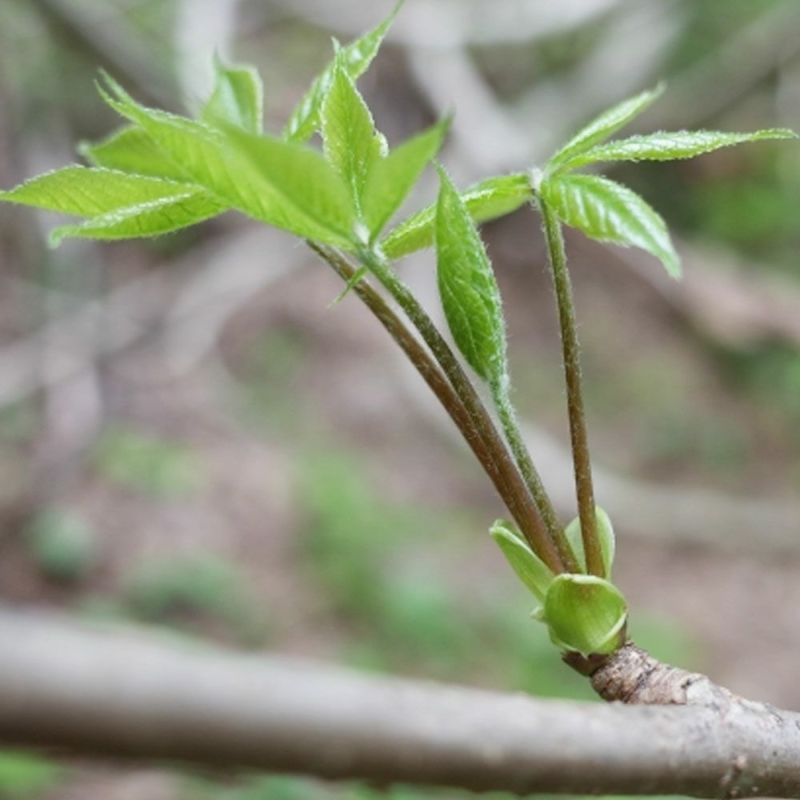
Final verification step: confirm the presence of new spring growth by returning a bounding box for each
[491,509,625,657]
[0,3,795,664]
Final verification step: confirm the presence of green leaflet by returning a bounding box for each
[321,55,385,215]
[382,173,531,259]
[489,520,554,602]
[283,3,399,143]
[201,54,264,133]
[79,127,189,181]
[222,125,358,246]
[560,128,797,171]
[548,84,664,172]
[564,506,616,579]
[544,574,627,656]
[540,173,680,278]
[363,118,449,239]
[98,76,264,206]
[51,190,226,244]
[435,166,507,385]
[0,165,196,216]
[0,165,225,246]
[99,74,357,247]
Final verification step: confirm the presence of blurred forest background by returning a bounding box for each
[0,0,799,798]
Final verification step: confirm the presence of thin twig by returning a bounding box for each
[491,378,578,571]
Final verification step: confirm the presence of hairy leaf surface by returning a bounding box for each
[201,55,264,133]
[223,125,357,246]
[363,118,448,238]
[51,190,226,244]
[100,75,356,246]
[541,174,680,278]
[548,84,664,171]
[0,166,196,216]
[435,167,507,384]
[561,128,797,170]
[321,58,384,214]
[283,4,398,143]
[80,127,188,181]
[382,173,531,258]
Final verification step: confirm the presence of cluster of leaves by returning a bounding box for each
[0,4,794,658]
[0,8,446,253]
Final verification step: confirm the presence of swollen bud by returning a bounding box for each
[543,574,627,656]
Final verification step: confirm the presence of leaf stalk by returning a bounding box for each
[359,247,565,574]
[539,198,603,577]
[310,243,557,568]
[489,377,579,572]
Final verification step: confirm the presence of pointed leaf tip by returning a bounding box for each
[321,51,383,214]
[562,127,797,170]
[549,83,666,172]
[490,520,554,601]
[283,3,399,143]
[564,505,616,578]
[201,56,264,133]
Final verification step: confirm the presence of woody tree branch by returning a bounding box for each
[0,609,798,798]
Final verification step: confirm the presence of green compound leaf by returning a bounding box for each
[435,166,508,385]
[560,128,797,171]
[490,519,554,602]
[321,54,385,215]
[363,117,449,239]
[564,506,616,579]
[283,3,400,143]
[383,172,531,259]
[544,574,627,656]
[0,166,196,216]
[540,173,680,278]
[548,84,664,172]
[201,54,264,133]
[51,190,226,244]
[80,126,189,181]
[99,73,356,247]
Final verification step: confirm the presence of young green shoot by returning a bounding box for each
[0,5,795,661]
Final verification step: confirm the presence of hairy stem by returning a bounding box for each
[490,377,578,572]
[539,200,602,577]
[358,247,564,573]
[310,243,548,559]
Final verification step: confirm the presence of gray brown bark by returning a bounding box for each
[0,610,798,797]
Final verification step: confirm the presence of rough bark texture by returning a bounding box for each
[590,642,722,704]
[0,610,798,797]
